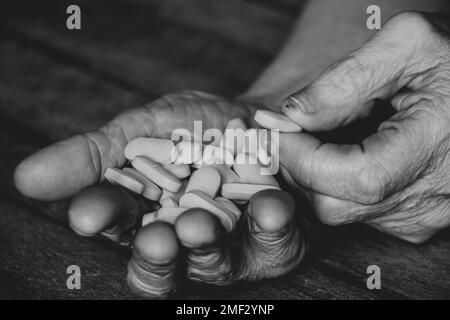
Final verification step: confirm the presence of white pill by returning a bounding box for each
[132,156,182,193]
[179,191,235,233]
[156,207,188,225]
[160,181,187,202]
[233,153,279,186]
[254,109,302,132]
[215,197,241,221]
[163,163,191,179]
[219,118,247,156]
[124,138,178,164]
[122,167,162,201]
[202,145,234,166]
[221,183,281,201]
[191,157,204,169]
[142,211,157,226]
[174,141,202,164]
[240,129,272,166]
[185,167,221,198]
[204,164,242,184]
[160,197,179,208]
[104,168,144,194]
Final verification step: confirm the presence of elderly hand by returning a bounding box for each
[14,91,306,298]
[278,12,450,243]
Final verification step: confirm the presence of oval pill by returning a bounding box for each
[163,163,191,179]
[124,138,178,164]
[220,118,247,156]
[202,145,234,166]
[254,109,302,132]
[185,167,221,198]
[122,167,162,201]
[132,156,182,193]
[104,168,145,194]
[142,211,157,227]
[174,141,202,164]
[160,180,187,202]
[160,197,179,208]
[221,183,281,201]
[233,153,279,186]
[204,164,242,184]
[179,191,235,233]
[215,197,242,221]
[156,207,187,225]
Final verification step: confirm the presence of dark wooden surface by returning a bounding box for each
[1,0,449,300]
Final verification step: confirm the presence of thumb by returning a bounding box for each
[281,12,428,131]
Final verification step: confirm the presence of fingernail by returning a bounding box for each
[283,95,316,114]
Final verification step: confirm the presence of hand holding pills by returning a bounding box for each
[14,91,306,298]
[274,13,450,244]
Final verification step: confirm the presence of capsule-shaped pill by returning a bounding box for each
[254,109,302,132]
[179,191,235,233]
[204,164,242,184]
[124,138,178,165]
[215,197,241,221]
[185,167,221,198]
[156,207,188,224]
[132,156,182,193]
[142,211,157,227]
[202,145,234,166]
[104,167,145,195]
[219,118,247,156]
[122,167,162,201]
[159,197,179,208]
[233,153,279,186]
[221,183,280,201]
[163,163,191,179]
[174,141,202,164]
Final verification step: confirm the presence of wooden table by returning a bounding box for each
[1,0,449,299]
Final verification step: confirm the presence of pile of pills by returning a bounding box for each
[103,109,302,297]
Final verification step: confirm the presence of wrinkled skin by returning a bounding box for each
[13,11,450,298]
[14,91,306,297]
[277,12,450,243]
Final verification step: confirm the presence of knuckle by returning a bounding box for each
[386,11,436,44]
[313,196,347,226]
[388,11,431,34]
[352,164,390,204]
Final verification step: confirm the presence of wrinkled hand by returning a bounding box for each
[278,12,450,243]
[14,91,306,298]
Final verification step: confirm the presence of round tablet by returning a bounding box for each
[175,208,222,248]
[134,222,179,264]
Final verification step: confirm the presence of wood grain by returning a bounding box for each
[1,0,449,300]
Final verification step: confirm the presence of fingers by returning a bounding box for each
[279,98,445,205]
[127,222,179,298]
[68,183,148,245]
[280,12,435,132]
[14,107,155,200]
[175,209,233,285]
[235,189,306,281]
[14,91,250,201]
